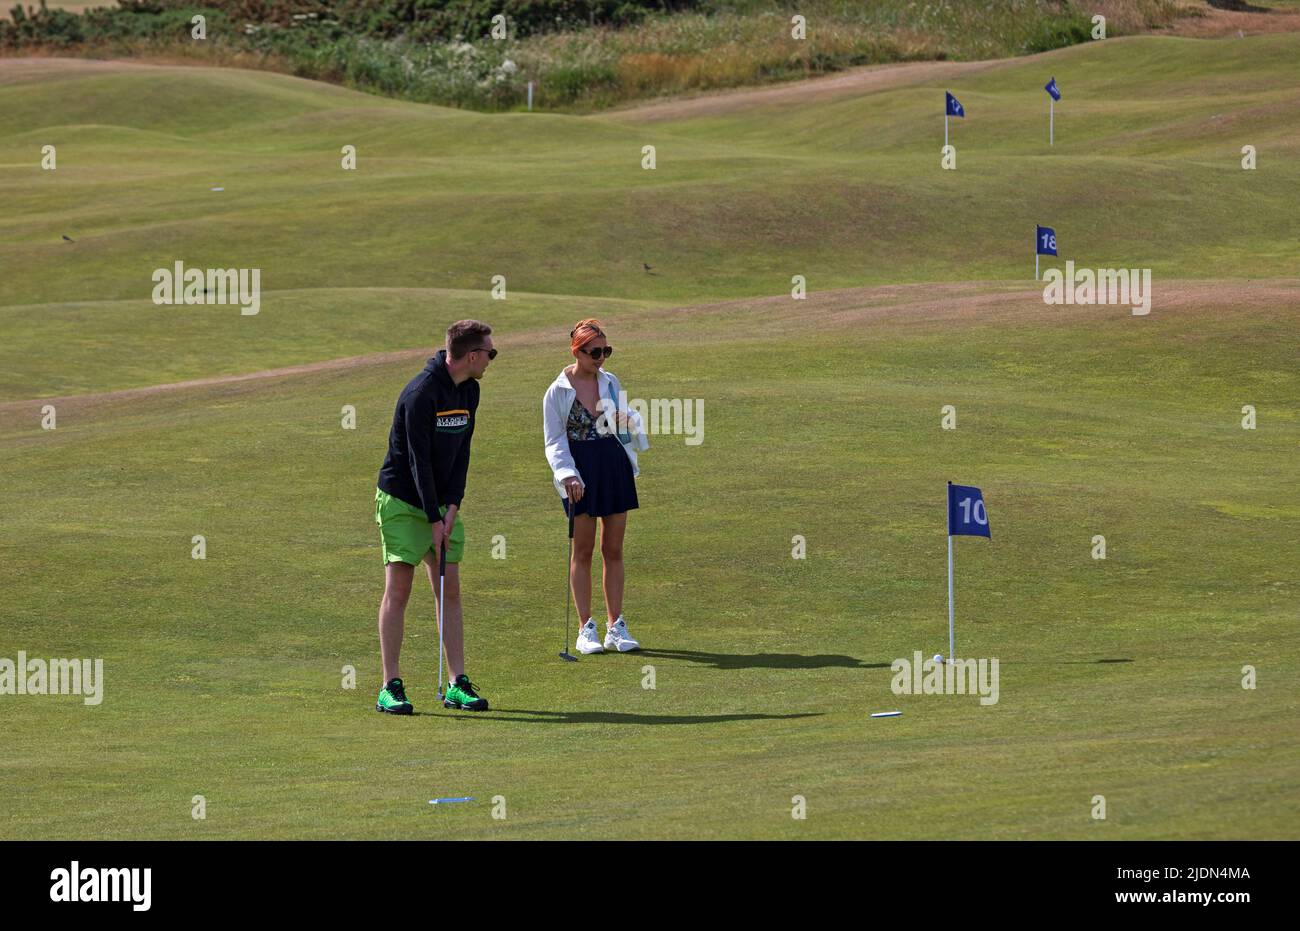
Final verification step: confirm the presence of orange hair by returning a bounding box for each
[570,319,605,353]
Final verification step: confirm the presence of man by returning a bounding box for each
[373,320,495,714]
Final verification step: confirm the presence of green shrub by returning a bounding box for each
[0,1,1193,110]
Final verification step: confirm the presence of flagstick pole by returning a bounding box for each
[1036,248,1039,281]
[945,113,948,150]
[1050,99,1054,146]
[947,534,955,663]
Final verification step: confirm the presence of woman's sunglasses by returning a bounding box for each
[578,346,613,360]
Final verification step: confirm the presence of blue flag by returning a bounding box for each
[1045,77,1061,101]
[1036,224,1057,256]
[948,483,990,538]
[945,92,965,117]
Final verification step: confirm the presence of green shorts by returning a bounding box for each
[374,488,465,565]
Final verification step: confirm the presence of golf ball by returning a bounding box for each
[933,653,943,664]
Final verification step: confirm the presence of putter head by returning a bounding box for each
[559,651,579,663]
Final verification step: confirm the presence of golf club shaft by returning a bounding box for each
[564,503,574,651]
[438,540,446,696]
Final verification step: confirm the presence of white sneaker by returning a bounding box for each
[604,616,640,652]
[575,619,604,655]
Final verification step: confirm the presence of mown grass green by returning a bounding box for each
[2,35,1297,384]
[0,35,1296,838]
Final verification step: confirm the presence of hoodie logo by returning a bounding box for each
[436,409,469,433]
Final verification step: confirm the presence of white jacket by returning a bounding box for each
[543,367,649,499]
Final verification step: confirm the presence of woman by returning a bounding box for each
[543,319,649,654]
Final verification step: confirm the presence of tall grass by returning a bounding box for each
[2,0,1193,111]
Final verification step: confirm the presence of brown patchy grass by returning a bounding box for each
[1163,0,1300,35]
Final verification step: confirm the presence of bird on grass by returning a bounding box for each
[62,235,74,242]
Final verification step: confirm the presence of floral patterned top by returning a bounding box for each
[566,396,602,442]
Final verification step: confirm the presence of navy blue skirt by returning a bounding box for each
[562,435,639,518]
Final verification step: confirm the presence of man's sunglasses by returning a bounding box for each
[470,347,498,360]
[578,346,613,360]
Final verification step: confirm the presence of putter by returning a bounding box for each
[437,539,447,698]
[559,501,579,662]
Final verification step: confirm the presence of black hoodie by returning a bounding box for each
[376,350,479,521]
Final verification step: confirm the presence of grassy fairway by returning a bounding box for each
[2,34,1299,358]
[0,36,1297,839]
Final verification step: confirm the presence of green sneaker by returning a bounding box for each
[443,674,488,711]
[376,677,413,715]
